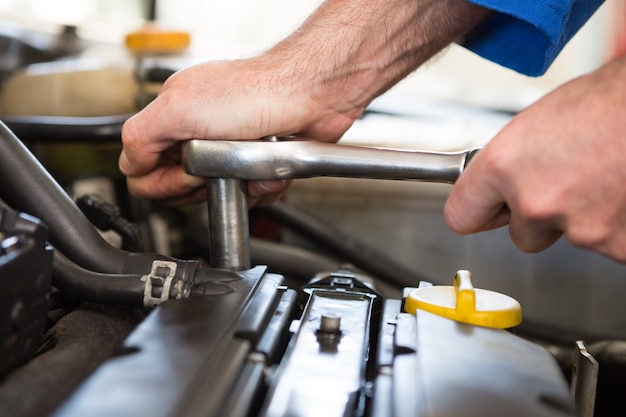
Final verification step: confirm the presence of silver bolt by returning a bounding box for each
[319,313,341,333]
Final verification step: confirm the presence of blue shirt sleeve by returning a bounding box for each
[461,0,605,76]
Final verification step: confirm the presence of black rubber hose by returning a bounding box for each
[52,250,145,307]
[0,119,161,274]
[0,303,142,417]
[250,237,342,282]
[253,202,437,288]
[250,237,402,299]
[76,194,142,252]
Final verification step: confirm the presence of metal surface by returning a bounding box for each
[0,207,52,380]
[259,271,382,417]
[183,139,478,183]
[206,178,250,270]
[46,265,580,417]
[52,266,293,417]
[571,340,599,417]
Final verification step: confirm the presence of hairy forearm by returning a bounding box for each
[118,0,488,204]
[264,0,489,120]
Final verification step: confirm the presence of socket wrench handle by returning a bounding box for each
[182,138,479,271]
[183,139,479,183]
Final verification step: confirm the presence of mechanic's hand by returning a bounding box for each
[444,55,626,262]
[119,58,357,206]
[119,0,490,207]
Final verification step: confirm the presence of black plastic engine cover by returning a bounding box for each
[0,207,53,379]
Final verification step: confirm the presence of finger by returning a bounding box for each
[125,164,205,200]
[162,187,208,207]
[444,176,511,234]
[508,216,563,253]
[253,191,288,207]
[119,102,192,177]
[596,236,626,263]
[244,180,291,208]
[247,180,291,198]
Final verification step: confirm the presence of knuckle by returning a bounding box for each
[480,140,515,178]
[566,223,610,251]
[120,121,148,167]
[120,117,140,147]
[515,196,555,223]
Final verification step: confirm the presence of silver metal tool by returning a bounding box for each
[205,178,250,271]
[182,137,479,271]
[183,137,478,183]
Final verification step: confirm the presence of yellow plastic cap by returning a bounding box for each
[404,270,522,329]
[125,25,191,54]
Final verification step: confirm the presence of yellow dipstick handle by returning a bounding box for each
[404,270,522,329]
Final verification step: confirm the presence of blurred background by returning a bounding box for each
[0,0,617,90]
[0,0,624,342]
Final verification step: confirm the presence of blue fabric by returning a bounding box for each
[462,0,605,76]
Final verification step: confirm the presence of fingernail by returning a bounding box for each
[186,174,206,188]
[118,152,129,174]
[254,180,287,195]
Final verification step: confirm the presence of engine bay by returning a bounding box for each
[0,21,625,417]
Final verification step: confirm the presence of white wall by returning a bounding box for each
[153,0,612,99]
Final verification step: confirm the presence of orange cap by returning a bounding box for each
[125,24,190,54]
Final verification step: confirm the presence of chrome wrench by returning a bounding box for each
[182,137,478,270]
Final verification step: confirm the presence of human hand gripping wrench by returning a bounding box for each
[182,136,479,271]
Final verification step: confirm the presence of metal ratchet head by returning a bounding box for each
[182,137,479,184]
